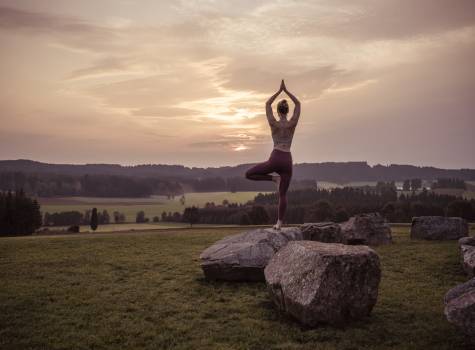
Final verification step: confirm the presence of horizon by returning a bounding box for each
[2,157,475,171]
[1,1,474,168]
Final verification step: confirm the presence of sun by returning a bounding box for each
[233,144,249,151]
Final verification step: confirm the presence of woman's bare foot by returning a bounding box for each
[273,220,282,230]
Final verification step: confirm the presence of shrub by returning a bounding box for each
[67,225,80,233]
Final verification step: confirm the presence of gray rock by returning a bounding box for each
[264,241,381,327]
[460,245,475,278]
[410,216,468,240]
[300,222,343,243]
[444,278,475,343]
[445,278,475,304]
[339,213,393,245]
[459,236,475,247]
[200,227,302,281]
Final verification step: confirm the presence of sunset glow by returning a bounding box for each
[0,0,474,167]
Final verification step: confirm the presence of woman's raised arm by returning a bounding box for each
[266,80,284,125]
[283,84,301,126]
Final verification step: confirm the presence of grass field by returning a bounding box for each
[1,225,474,349]
[38,192,268,223]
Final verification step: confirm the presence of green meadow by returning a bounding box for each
[38,191,268,224]
[1,225,474,350]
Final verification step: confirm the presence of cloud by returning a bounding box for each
[248,0,475,40]
[0,1,474,167]
[0,5,124,53]
[66,57,134,80]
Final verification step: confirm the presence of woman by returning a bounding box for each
[245,79,301,230]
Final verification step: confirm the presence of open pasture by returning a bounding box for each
[38,192,267,223]
[1,225,474,349]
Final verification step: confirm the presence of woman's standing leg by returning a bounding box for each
[274,151,292,228]
[277,171,292,221]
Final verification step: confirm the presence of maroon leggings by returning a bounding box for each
[245,149,293,221]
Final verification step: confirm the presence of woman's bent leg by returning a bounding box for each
[245,160,275,181]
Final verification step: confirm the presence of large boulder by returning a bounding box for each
[339,213,392,245]
[459,237,475,277]
[264,241,381,327]
[200,227,302,282]
[410,216,468,240]
[300,222,343,243]
[444,277,475,343]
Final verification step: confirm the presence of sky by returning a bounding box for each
[0,0,474,168]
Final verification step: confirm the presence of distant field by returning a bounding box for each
[317,181,379,189]
[1,225,473,349]
[38,192,269,223]
[44,222,241,233]
[432,188,475,200]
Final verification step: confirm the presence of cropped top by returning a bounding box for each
[268,118,298,152]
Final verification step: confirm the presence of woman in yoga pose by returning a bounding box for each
[245,79,301,230]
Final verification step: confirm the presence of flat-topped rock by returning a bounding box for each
[444,277,475,343]
[264,241,381,327]
[410,216,468,240]
[300,222,343,243]
[340,213,392,245]
[200,227,302,281]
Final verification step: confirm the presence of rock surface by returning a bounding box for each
[410,216,468,240]
[340,213,392,245]
[300,222,343,243]
[459,238,475,278]
[264,241,381,327]
[459,236,475,247]
[200,227,302,281]
[444,277,475,343]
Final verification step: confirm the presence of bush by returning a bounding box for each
[183,206,199,227]
[67,225,80,233]
[248,206,269,225]
[136,211,147,223]
[334,207,349,223]
[307,200,333,222]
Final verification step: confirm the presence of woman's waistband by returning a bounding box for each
[271,148,292,154]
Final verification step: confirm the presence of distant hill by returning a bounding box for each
[1,159,474,183]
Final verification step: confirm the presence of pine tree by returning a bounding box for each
[90,208,98,231]
[183,206,199,227]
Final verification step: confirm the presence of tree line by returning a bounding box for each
[0,190,42,236]
[0,171,317,197]
[253,186,475,223]
[0,172,183,198]
[170,185,475,226]
[3,159,475,183]
[42,209,127,226]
